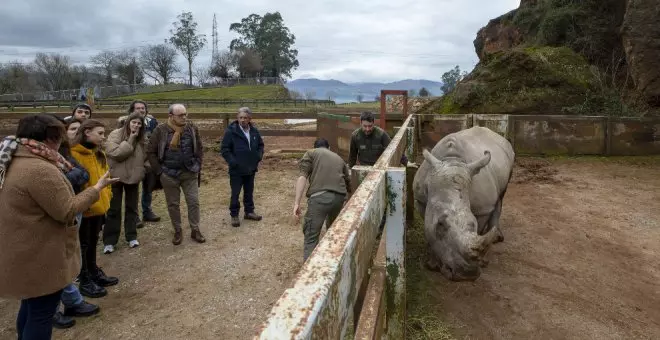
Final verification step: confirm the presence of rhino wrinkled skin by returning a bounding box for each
[413,126,515,281]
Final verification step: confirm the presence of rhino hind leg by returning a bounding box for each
[487,198,505,244]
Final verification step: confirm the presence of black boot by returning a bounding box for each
[52,311,75,329]
[78,273,107,298]
[143,211,161,222]
[63,301,100,317]
[91,266,119,287]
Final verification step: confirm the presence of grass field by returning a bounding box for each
[0,103,382,115]
[111,85,290,101]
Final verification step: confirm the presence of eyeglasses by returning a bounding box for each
[172,113,188,118]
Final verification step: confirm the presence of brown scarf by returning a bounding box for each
[167,118,185,149]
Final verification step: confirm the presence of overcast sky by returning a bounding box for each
[0,0,519,83]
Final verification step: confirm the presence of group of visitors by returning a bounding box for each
[0,99,406,339]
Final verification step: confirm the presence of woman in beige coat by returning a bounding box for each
[103,112,149,253]
[0,114,117,340]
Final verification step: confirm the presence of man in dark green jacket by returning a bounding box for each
[348,111,415,168]
[293,138,351,261]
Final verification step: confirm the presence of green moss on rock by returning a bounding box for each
[419,46,631,116]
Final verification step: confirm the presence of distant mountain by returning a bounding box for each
[284,78,443,103]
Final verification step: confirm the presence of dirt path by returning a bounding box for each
[408,157,660,340]
[0,138,315,340]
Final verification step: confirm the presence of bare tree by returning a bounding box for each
[140,44,180,84]
[33,53,73,92]
[193,66,211,86]
[90,50,117,86]
[70,65,90,89]
[209,50,234,79]
[0,62,36,94]
[289,90,303,99]
[115,49,144,85]
[304,90,316,100]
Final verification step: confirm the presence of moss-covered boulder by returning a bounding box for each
[419,46,631,115]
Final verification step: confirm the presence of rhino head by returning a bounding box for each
[420,148,498,281]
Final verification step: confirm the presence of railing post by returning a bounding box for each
[385,167,406,339]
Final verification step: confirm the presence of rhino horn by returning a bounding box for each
[422,148,443,169]
[471,226,499,254]
[467,150,491,176]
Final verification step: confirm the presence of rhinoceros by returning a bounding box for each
[412,126,515,281]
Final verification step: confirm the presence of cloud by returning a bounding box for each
[0,0,520,83]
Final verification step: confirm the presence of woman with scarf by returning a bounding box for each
[0,114,117,340]
[70,119,120,298]
[102,112,148,253]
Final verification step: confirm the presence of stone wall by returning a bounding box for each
[385,96,435,113]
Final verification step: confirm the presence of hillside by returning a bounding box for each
[285,78,443,103]
[112,84,290,101]
[420,0,659,116]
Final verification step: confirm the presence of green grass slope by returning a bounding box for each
[112,85,291,101]
[418,46,633,116]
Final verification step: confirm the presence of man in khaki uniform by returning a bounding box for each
[293,138,352,261]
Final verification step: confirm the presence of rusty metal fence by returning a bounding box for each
[256,113,416,339]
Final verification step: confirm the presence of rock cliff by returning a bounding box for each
[421,0,659,115]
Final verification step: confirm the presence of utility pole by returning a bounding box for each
[211,13,219,65]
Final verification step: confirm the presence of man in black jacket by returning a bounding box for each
[220,107,265,227]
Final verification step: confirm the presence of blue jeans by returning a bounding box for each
[60,283,83,308]
[17,289,63,340]
[141,177,153,217]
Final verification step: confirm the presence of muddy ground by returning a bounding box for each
[407,156,660,340]
[0,137,316,340]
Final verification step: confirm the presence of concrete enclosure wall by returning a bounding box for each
[416,114,660,156]
[317,113,409,160]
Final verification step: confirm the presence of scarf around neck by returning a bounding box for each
[167,118,185,149]
[0,136,73,189]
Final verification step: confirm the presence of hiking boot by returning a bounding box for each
[53,311,75,329]
[91,267,119,287]
[136,218,145,229]
[191,229,206,243]
[78,278,107,298]
[244,212,262,221]
[231,216,240,227]
[63,301,100,317]
[172,230,182,245]
[143,212,161,222]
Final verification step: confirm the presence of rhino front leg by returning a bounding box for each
[487,198,504,243]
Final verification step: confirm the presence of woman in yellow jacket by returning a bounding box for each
[70,119,119,299]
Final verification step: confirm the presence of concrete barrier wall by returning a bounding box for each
[257,114,415,339]
[415,114,660,156]
[317,113,410,160]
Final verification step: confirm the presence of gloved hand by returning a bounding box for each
[406,161,419,168]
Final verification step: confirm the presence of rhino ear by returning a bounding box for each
[467,150,491,176]
[422,149,443,169]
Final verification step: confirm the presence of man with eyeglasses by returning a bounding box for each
[146,104,206,245]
